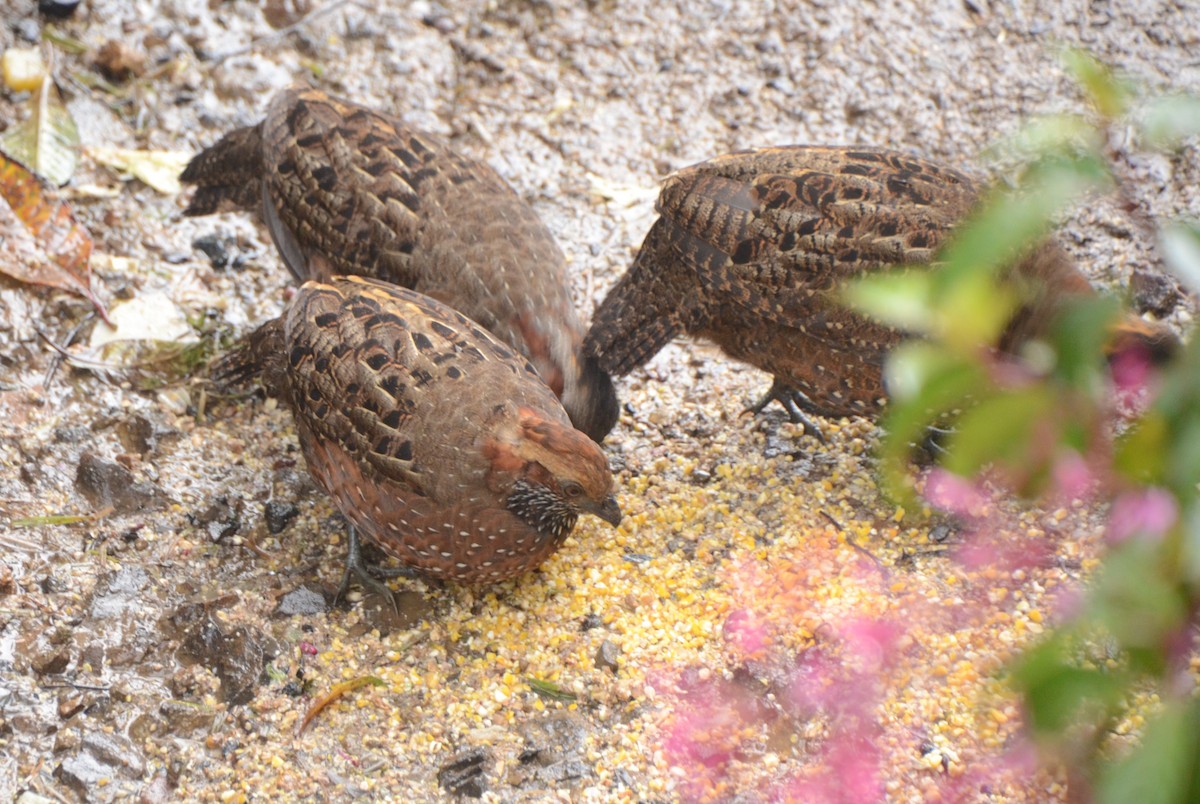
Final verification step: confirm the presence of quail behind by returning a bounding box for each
[184,86,618,442]
[584,145,1177,428]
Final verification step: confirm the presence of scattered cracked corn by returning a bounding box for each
[166,367,1120,803]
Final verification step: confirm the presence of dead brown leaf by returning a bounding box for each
[297,675,385,735]
[93,40,146,82]
[0,153,108,321]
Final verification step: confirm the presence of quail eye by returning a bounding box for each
[562,481,584,498]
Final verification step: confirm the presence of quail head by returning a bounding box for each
[184,86,618,442]
[216,276,621,594]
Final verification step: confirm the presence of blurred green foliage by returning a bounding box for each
[848,49,1200,800]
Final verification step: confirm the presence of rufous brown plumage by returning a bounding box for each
[183,86,618,442]
[217,276,621,586]
[583,145,1177,428]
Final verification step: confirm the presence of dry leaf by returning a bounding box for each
[298,676,385,735]
[0,152,107,320]
[587,172,658,208]
[86,146,191,194]
[89,290,196,349]
[93,40,146,82]
[0,78,80,187]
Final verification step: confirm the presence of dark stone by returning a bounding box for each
[53,425,91,443]
[351,589,434,638]
[929,522,957,543]
[75,452,167,514]
[1131,268,1181,317]
[56,752,110,798]
[116,413,178,455]
[273,585,328,617]
[55,730,145,798]
[15,18,40,42]
[189,496,242,542]
[421,4,457,32]
[82,731,146,778]
[172,602,266,705]
[31,647,71,676]
[594,639,620,673]
[37,0,79,19]
[514,711,593,787]
[438,746,489,798]
[192,232,251,271]
[579,613,602,631]
[264,500,299,534]
[58,694,85,720]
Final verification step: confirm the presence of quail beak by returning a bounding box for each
[587,495,623,527]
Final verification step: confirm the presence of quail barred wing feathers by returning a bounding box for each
[584,144,1177,424]
[257,89,434,285]
[281,277,555,498]
[182,87,619,442]
[667,147,981,319]
[223,277,619,584]
[179,123,265,215]
[585,146,988,379]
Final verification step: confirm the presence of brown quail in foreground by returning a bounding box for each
[216,276,621,594]
[183,86,618,442]
[584,146,1177,431]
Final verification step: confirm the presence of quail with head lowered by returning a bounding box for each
[583,145,1177,435]
[216,276,621,600]
[183,86,618,442]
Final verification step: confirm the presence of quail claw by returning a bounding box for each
[334,525,400,613]
[913,424,955,465]
[743,379,828,444]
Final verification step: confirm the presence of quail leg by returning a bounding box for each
[914,424,955,464]
[744,378,828,443]
[334,526,418,611]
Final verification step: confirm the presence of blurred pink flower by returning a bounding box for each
[1110,345,1153,395]
[1109,347,1159,418]
[839,617,902,673]
[825,735,883,802]
[724,608,771,656]
[1051,450,1094,501]
[784,734,883,803]
[1107,487,1178,544]
[925,468,988,518]
[1048,584,1084,621]
[785,647,838,715]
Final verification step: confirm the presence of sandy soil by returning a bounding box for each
[0,0,1197,801]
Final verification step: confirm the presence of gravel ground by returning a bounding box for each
[0,0,1197,801]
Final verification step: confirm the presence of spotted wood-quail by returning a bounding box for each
[217,276,621,593]
[183,86,618,442]
[583,145,1177,430]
